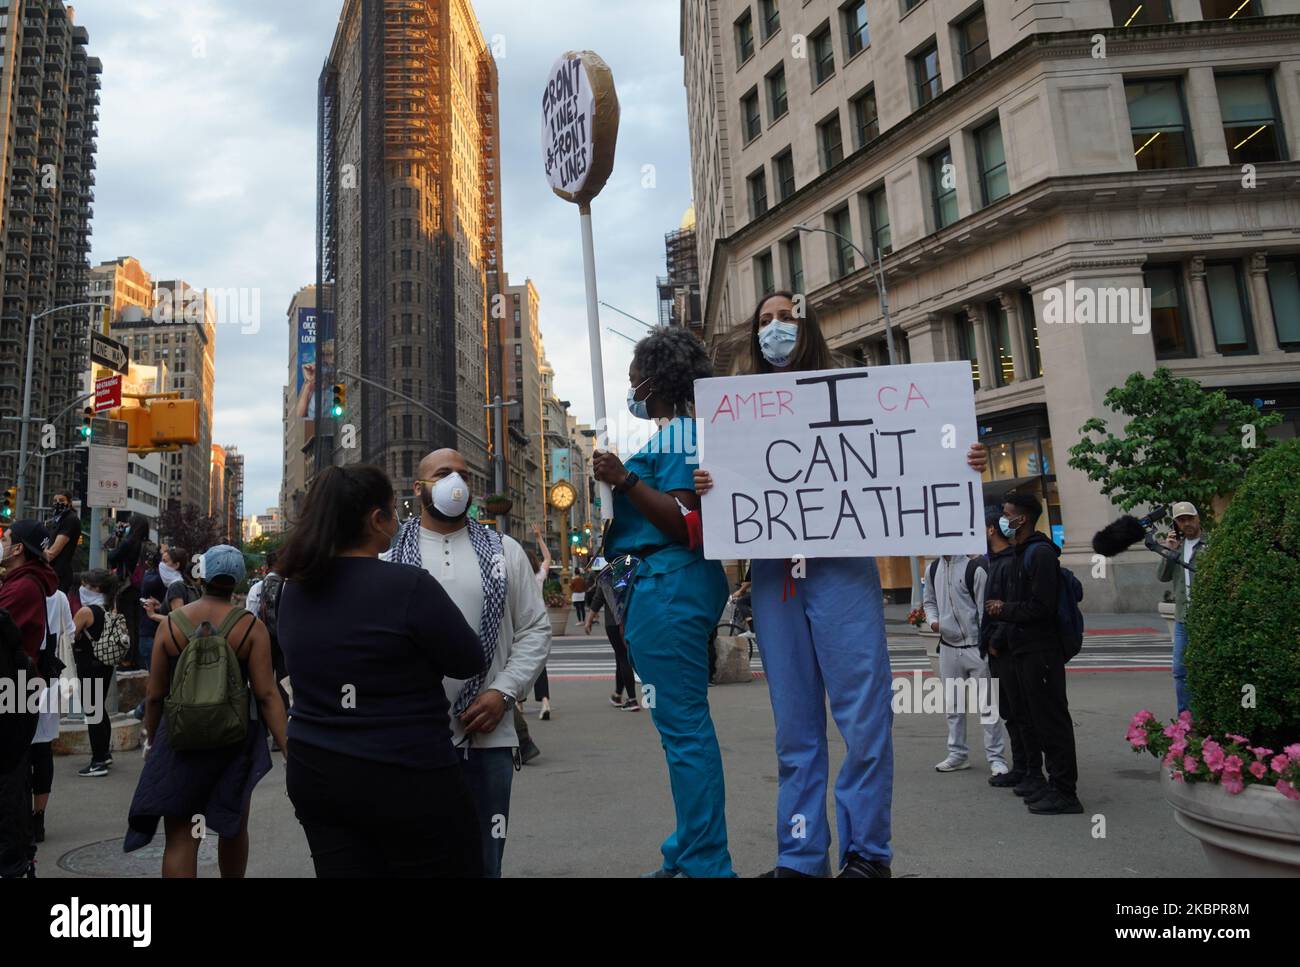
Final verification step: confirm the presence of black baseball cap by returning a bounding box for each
[8,520,50,560]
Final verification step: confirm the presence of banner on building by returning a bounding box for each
[295,308,317,422]
[696,362,986,560]
[550,448,571,485]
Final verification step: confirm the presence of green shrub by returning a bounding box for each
[1185,439,1300,749]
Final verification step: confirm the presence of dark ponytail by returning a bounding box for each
[277,465,395,588]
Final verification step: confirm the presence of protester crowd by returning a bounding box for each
[1,291,1201,879]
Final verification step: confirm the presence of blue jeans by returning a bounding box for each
[751,556,893,875]
[138,632,155,673]
[458,746,515,878]
[1172,621,1190,716]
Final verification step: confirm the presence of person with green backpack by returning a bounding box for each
[125,545,289,877]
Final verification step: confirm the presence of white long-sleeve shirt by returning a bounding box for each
[387,525,551,750]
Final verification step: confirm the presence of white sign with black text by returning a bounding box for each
[696,362,985,560]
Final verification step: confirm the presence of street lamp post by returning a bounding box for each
[17,302,105,519]
[791,225,921,609]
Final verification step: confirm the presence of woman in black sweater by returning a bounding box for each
[276,464,486,877]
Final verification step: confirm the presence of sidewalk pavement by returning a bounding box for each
[38,658,1199,878]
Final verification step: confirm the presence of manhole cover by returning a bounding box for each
[58,836,219,877]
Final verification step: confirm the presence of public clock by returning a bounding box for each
[549,480,577,510]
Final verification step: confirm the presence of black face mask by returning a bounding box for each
[418,483,468,525]
[53,501,68,514]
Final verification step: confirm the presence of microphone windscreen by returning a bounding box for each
[1091,515,1147,557]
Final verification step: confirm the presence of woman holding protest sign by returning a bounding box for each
[591,327,734,879]
[694,291,987,878]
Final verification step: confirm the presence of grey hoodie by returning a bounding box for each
[923,555,988,648]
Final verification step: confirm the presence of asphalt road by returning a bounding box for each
[37,659,1203,878]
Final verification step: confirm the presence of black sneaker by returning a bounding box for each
[1012,774,1047,797]
[759,866,821,878]
[519,739,541,765]
[989,768,1025,788]
[837,852,892,878]
[1023,783,1056,805]
[1028,790,1085,815]
[103,754,113,766]
[32,811,45,844]
[78,762,109,778]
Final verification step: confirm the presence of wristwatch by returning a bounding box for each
[613,471,640,495]
[493,689,517,710]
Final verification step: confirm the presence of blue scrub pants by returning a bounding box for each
[751,556,893,875]
[623,558,733,878]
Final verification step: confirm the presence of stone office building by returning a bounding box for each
[682,0,1300,609]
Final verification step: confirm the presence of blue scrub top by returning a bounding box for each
[606,418,704,578]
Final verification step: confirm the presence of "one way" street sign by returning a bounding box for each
[90,331,129,375]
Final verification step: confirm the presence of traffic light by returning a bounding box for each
[570,531,580,546]
[331,383,347,418]
[80,407,93,440]
[1,486,16,520]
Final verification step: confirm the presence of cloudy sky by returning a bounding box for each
[74,0,692,517]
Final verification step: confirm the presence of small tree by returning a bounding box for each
[1068,368,1280,529]
[159,502,223,555]
[1185,439,1300,749]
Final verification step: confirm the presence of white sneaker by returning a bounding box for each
[990,761,1010,777]
[935,756,971,773]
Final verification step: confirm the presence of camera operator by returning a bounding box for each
[1157,502,1205,717]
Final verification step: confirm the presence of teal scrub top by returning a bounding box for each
[605,418,704,578]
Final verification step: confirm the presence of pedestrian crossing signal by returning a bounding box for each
[331,383,346,418]
[1,486,16,519]
[80,407,93,439]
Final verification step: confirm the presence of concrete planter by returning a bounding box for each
[546,606,569,638]
[1163,771,1300,877]
[1157,601,1176,637]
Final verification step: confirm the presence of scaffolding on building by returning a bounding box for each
[656,227,702,330]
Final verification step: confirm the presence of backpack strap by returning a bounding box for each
[169,610,197,641]
[216,608,257,658]
[964,557,986,597]
[215,607,251,639]
[927,558,939,587]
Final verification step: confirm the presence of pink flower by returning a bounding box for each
[1225,733,1250,745]
[1249,747,1273,760]
[1183,756,1198,773]
[1223,755,1244,776]
[1126,721,1152,748]
[1163,722,1182,739]
[1222,774,1245,795]
[1177,709,1193,728]
[1271,755,1291,775]
[1131,710,1155,727]
[1284,744,1300,759]
[1170,738,1188,757]
[1249,761,1267,779]
[1277,781,1300,801]
[1202,740,1225,773]
[1171,771,1185,783]
[1163,749,1179,768]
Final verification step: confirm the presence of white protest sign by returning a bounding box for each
[541,51,618,204]
[696,362,985,560]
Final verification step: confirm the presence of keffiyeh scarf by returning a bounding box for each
[394,518,507,715]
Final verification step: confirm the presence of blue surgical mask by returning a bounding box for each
[627,379,652,420]
[999,516,1016,539]
[759,321,799,367]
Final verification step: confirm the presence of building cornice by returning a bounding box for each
[702,15,1300,339]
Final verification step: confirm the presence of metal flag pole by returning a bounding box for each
[579,203,613,523]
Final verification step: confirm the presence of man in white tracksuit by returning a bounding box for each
[924,555,1007,777]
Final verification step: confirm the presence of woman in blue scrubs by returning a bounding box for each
[592,327,733,878]
[695,292,987,878]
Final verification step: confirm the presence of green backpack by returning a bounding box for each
[164,609,251,751]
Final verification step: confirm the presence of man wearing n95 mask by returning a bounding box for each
[381,448,550,877]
